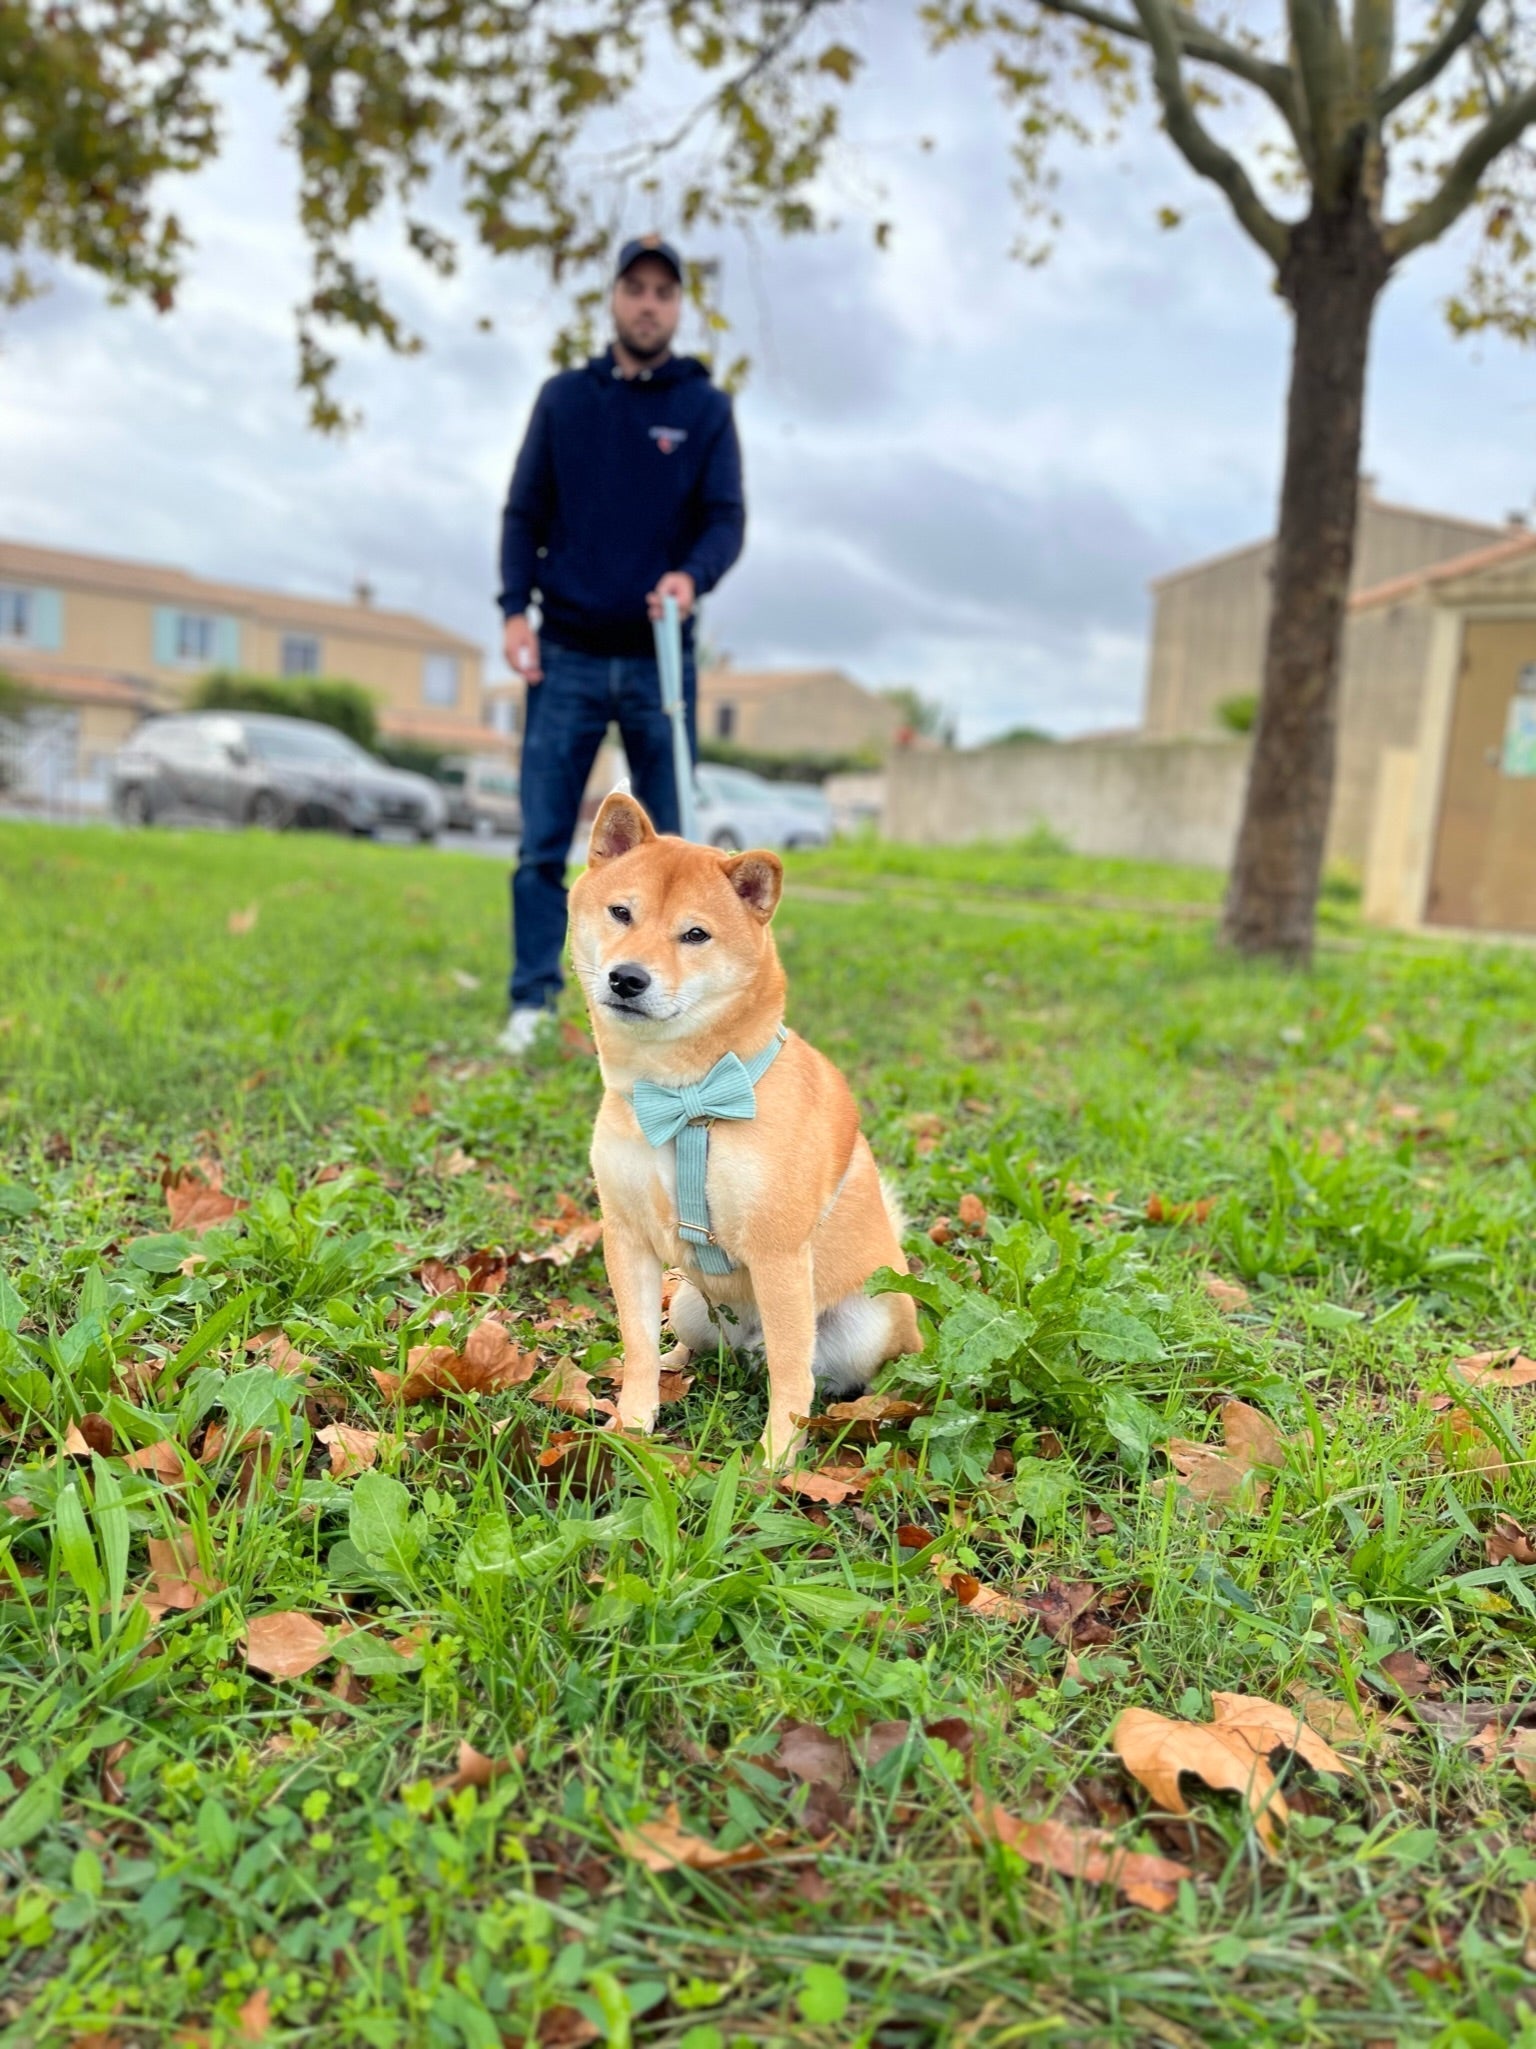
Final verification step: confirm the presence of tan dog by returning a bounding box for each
[569,792,921,1462]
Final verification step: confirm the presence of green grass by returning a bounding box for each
[2,820,1535,2048]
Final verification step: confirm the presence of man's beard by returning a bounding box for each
[615,319,672,365]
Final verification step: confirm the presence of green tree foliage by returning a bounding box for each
[880,685,956,744]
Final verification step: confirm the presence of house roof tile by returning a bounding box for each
[1350,529,1536,612]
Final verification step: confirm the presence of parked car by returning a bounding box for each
[693,765,833,851]
[110,713,446,840]
[435,753,522,836]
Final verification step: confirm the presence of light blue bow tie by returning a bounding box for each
[629,1026,788,1273]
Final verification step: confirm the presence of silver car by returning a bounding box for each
[110,713,446,840]
[693,765,833,851]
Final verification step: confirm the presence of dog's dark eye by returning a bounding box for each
[608,905,632,925]
[679,927,710,945]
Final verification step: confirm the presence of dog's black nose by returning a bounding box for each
[608,962,651,1001]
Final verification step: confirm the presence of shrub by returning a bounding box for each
[190,671,379,749]
[697,738,880,783]
[1216,693,1257,734]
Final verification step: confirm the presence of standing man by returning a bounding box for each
[496,235,746,1054]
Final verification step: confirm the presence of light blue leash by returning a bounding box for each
[653,592,699,842]
[630,1024,788,1273]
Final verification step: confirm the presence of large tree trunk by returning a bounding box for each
[1221,192,1390,963]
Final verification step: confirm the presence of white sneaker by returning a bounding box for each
[496,1006,555,1056]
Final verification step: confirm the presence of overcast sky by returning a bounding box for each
[2,13,1532,742]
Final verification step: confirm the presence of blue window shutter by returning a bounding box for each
[31,589,63,651]
[214,616,242,669]
[153,607,180,666]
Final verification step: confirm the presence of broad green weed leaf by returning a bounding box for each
[90,1457,130,1622]
[1101,1389,1161,1470]
[701,1452,742,1560]
[0,1769,61,1852]
[349,1470,422,1573]
[1077,1302,1165,1365]
[125,1234,195,1274]
[55,1483,103,1612]
[777,1584,874,1628]
[938,1294,1034,1377]
[196,1796,237,1865]
[219,1366,298,1439]
[0,1269,23,1333]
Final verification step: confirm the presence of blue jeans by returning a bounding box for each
[510,638,697,1009]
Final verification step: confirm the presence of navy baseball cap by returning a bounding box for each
[615,234,683,283]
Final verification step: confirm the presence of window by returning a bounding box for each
[423,653,459,707]
[281,634,321,677]
[0,586,32,642]
[715,702,736,740]
[175,613,217,665]
[488,696,519,739]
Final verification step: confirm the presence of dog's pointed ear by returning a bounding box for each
[588,792,656,866]
[722,849,783,923]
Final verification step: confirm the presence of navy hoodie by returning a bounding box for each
[498,347,745,657]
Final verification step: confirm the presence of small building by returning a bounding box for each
[0,665,155,812]
[0,537,505,795]
[1142,486,1523,863]
[1361,531,1536,936]
[698,662,906,761]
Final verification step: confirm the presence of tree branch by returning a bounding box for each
[1287,0,1345,191]
[1377,0,1486,118]
[1386,72,1536,255]
[1129,0,1289,261]
[1350,0,1396,101]
[1034,0,1298,119]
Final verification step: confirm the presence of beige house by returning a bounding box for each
[1361,532,1536,936]
[1142,487,1525,862]
[0,538,505,795]
[698,662,906,760]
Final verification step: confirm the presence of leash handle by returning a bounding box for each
[653,593,699,842]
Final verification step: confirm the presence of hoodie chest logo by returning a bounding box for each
[649,425,688,455]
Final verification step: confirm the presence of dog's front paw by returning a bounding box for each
[611,1401,658,1436]
[756,1418,808,1470]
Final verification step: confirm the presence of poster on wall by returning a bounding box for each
[1504,667,1536,777]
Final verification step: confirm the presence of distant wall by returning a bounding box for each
[884,737,1252,867]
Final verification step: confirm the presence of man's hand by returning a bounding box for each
[647,571,696,622]
[503,613,543,684]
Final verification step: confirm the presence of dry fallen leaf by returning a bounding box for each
[236,1986,270,2041]
[610,1803,772,1873]
[1113,1706,1290,1852]
[1488,1514,1536,1566]
[906,1111,945,1155]
[316,1423,382,1478]
[537,2008,601,2048]
[420,1250,511,1298]
[140,1526,222,1621]
[243,1612,339,1680]
[1201,1272,1252,1313]
[163,1162,247,1235]
[226,904,259,937]
[122,1439,185,1484]
[927,1217,954,1246]
[1429,1405,1510,1483]
[246,1330,316,1378]
[1209,1693,1352,1778]
[63,1414,116,1458]
[531,1358,617,1420]
[1284,1685,1387,1746]
[778,1463,879,1505]
[1376,1649,1435,1699]
[1145,1193,1215,1225]
[434,1740,523,1795]
[957,1192,988,1233]
[974,1798,1191,1911]
[1469,1724,1536,1786]
[1160,1399,1286,1509]
[1449,1349,1536,1390]
[375,1317,540,1401]
[520,1193,604,1268]
[434,1147,479,1178]
[775,1721,850,1788]
[945,1571,1035,1623]
[597,1361,694,1406]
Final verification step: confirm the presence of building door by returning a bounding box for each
[1426,617,1536,932]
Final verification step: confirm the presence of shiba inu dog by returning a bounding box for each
[569,792,921,1462]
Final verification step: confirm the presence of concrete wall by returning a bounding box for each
[1143,500,1503,749]
[698,670,904,758]
[884,736,1251,867]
